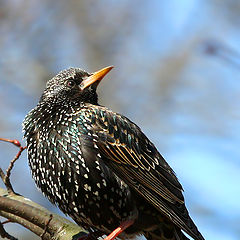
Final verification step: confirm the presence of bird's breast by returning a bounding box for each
[26,110,136,231]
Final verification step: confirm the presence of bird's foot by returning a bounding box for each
[103,219,134,240]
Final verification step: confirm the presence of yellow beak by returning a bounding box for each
[80,66,114,90]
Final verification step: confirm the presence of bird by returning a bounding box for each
[22,66,205,240]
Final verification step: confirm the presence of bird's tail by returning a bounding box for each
[144,227,190,240]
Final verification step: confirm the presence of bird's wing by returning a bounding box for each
[82,106,204,240]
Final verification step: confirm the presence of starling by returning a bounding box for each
[23,66,205,240]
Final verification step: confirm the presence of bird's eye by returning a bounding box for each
[67,80,75,87]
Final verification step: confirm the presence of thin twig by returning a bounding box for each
[0,169,5,183]
[1,220,12,225]
[5,146,27,193]
[0,138,21,147]
[0,168,13,193]
[0,138,27,194]
[0,221,18,240]
[40,214,53,239]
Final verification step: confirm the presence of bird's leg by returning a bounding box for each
[103,219,135,240]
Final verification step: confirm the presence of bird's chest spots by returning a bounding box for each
[26,106,138,231]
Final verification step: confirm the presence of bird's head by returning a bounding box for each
[40,66,113,105]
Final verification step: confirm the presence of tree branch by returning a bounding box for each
[0,188,88,239]
[0,221,18,240]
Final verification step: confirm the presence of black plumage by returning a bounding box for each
[23,66,205,240]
